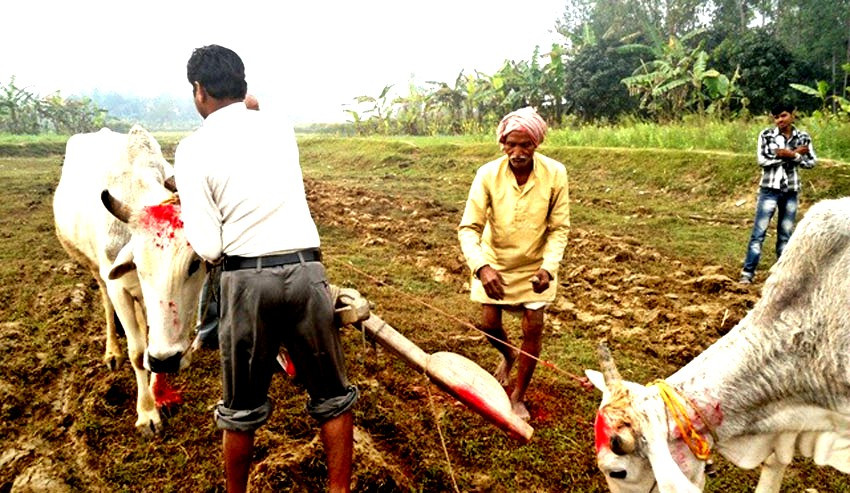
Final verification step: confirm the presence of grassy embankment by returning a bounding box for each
[2,122,850,492]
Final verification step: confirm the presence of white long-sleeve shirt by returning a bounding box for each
[174,101,319,262]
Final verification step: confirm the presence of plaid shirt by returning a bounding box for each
[757,125,817,192]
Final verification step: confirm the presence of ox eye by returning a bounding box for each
[188,259,201,276]
[609,470,627,479]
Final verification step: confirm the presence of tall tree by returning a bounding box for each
[772,0,850,99]
[562,38,642,121]
[704,0,759,38]
[712,28,820,114]
[558,0,710,45]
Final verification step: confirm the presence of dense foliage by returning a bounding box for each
[0,79,201,135]
[712,29,822,116]
[0,77,107,134]
[343,0,849,134]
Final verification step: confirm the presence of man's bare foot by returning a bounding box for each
[512,401,530,421]
[494,352,516,386]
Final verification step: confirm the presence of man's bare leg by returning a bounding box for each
[320,411,353,493]
[510,308,544,420]
[481,304,517,385]
[223,429,254,493]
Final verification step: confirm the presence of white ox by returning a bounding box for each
[587,197,850,492]
[53,125,206,434]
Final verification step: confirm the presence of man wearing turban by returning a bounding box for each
[458,107,570,420]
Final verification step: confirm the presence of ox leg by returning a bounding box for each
[94,275,125,370]
[107,283,161,435]
[754,454,787,493]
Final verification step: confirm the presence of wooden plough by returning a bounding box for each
[359,314,533,442]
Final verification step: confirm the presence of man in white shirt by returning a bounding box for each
[175,45,357,493]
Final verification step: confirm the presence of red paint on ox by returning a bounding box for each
[669,400,724,440]
[706,401,724,427]
[595,411,612,453]
[140,203,183,248]
[163,300,180,331]
[151,372,183,409]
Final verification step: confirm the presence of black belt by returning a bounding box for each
[222,248,322,271]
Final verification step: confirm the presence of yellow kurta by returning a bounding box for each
[458,153,570,304]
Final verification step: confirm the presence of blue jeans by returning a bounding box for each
[741,187,798,277]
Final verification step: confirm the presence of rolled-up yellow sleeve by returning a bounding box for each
[457,169,490,276]
[541,169,570,275]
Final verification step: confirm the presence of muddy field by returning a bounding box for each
[1,149,846,493]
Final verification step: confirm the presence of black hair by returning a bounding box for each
[770,101,796,117]
[186,45,247,100]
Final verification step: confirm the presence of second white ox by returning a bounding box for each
[54,125,206,434]
[587,197,850,492]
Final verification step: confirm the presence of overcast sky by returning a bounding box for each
[2,0,566,123]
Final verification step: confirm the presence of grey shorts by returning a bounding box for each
[214,260,358,431]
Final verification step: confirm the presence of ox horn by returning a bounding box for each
[163,176,177,193]
[597,341,622,385]
[101,190,133,223]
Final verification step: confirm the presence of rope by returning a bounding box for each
[425,375,461,493]
[648,380,714,460]
[330,258,587,385]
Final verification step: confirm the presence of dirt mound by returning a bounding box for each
[305,178,758,366]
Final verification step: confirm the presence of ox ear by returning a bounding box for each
[645,433,703,492]
[127,124,160,160]
[108,243,136,280]
[639,388,704,492]
[585,370,608,394]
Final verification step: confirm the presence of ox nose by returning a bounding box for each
[147,352,183,374]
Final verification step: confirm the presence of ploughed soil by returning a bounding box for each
[5,161,835,493]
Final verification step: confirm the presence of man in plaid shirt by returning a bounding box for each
[740,102,817,284]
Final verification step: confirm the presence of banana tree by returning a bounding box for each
[620,29,721,119]
[703,65,745,117]
[0,77,41,134]
[542,43,567,124]
[345,84,395,134]
[791,78,850,118]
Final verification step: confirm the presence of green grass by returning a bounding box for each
[548,117,850,164]
[5,116,850,162]
[295,117,850,164]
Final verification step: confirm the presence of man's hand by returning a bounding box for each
[530,269,551,293]
[478,265,507,300]
[793,145,809,155]
[775,148,796,159]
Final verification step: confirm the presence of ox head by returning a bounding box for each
[101,189,206,374]
[586,343,707,493]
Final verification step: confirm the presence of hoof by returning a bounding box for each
[103,354,124,371]
[136,417,163,436]
[157,401,181,418]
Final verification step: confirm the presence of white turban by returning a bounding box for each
[496,107,547,147]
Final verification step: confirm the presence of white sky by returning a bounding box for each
[1,0,566,123]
